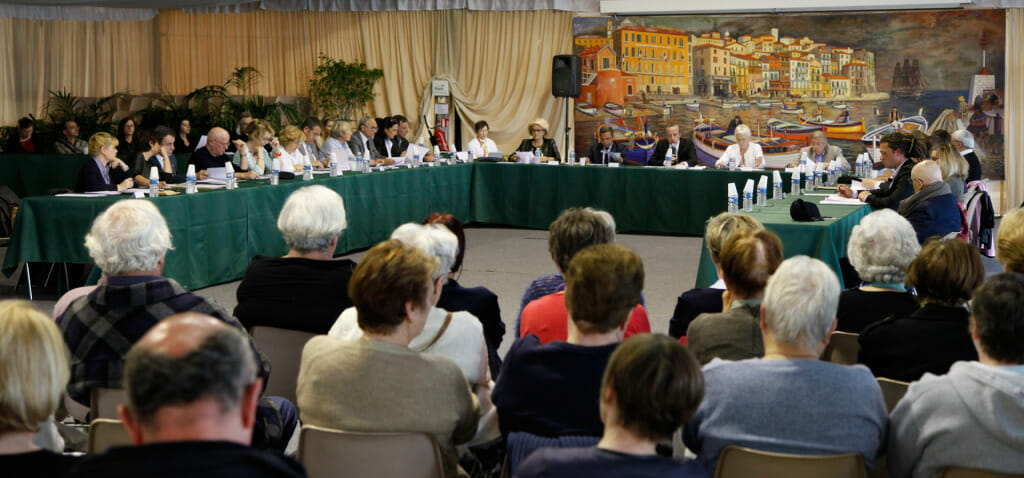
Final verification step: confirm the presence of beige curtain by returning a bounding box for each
[1005,8,1023,211]
[0,17,156,124]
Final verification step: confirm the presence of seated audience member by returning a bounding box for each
[931,143,969,203]
[189,127,245,179]
[128,127,176,187]
[467,121,499,158]
[75,132,133,192]
[3,116,41,153]
[584,125,625,165]
[648,124,697,167]
[687,230,783,365]
[898,160,961,243]
[347,116,382,161]
[373,116,403,159]
[173,119,193,155]
[424,213,505,379]
[514,118,561,162]
[53,120,88,154]
[517,207,614,336]
[67,314,305,478]
[235,186,355,334]
[951,129,982,183]
[516,335,707,478]
[997,207,1024,273]
[232,119,274,178]
[714,125,763,169]
[299,240,480,478]
[887,273,1024,478]
[859,240,984,382]
[838,131,921,210]
[299,116,324,166]
[271,125,306,174]
[115,117,138,158]
[683,256,887,475]
[837,210,920,333]
[669,213,764,339]
[0,300,80,475]
[318,122,353,163]
[929,129,952,148]
[493,243,644,438]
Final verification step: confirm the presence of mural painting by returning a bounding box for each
[572,10,1006,177]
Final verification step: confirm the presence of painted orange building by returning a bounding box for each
[612,26,690,95]
[693,44,731,97]
[575,35,608,50]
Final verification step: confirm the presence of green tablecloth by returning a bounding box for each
[0,153,193,197]
[693,194,872,289]
[5,161,867,291]
[3,164,473,289]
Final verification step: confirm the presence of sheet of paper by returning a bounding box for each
[195,184,226,190]
[195,135,208,151]
[821,195,866,205]
[83,190,123,196]
[198,177,227,184]
[455,152,469,161]
[517,151,535,163]
[205,167,227,180]
[404,143,430,161]
[56,193,104,197]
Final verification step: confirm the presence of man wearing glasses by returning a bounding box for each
[188,127,237,180]
[347,116,383,161]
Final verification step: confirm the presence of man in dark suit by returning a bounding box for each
[392,114,412,155]
[899,160,962,243]
[838,131,916,210]
[584,125,626,165]
[952,129,982,183]
[648,124,697,167]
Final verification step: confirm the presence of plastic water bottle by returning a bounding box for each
[302,156,313,181]
[329,152,339,176]
[743,189,753,212]
[225,162,236,189]
[757,181,767,207]
[791,172,801,196]
[362,148,371,173]
[773,178,783,201]
[812,170,822,190]
[727,190,738,213]
[185,164,196,194]
[568,148,576,165]
[665,146,674,168]
[728,153,737,171]
[148,166,159,197]
[535,147,543,164]
[270,155,280,185]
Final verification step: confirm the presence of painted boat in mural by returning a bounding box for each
[766,117,820,143]
[692,121,803,169]
[798,116,867,141]
[604,102,625,117]
[684,100,701,112]
[832,101,849,109]
[636,102,671,115]
[753,100,774,109]
[783,100,801,108]
[780,106,804,115]
[860,115,930,146]
[723,101,749,110]
[927,109,964,135]
[575,102,597,116]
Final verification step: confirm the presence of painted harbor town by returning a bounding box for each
[571,10,1005,178]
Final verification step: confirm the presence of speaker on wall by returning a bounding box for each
[552,55,581,98]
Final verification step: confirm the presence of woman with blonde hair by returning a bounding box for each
[233,119,275,178]
[931,143,969,203]
[75,132,133,192]
[515,118,560,162]
[271,125,306,174]
[0,300,79,474]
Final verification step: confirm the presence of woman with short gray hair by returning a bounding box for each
[836,209,920,333]
[233,185,357,334]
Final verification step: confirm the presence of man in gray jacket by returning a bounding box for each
[888,272,1024,477]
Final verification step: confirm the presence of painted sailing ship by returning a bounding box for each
[891,58,929,98]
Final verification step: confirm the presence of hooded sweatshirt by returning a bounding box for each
[887,361,1024,478]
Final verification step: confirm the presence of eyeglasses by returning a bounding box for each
[531,129,544,133]
[262,136,273,142]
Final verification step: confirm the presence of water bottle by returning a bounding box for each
[185,164,196,194]
[743,189,753,212]
[148,166,159,197]
[225,162,236,190]
[302,156,313,181]
[773,178,783,201]
[535,147,543,164]
[757,182,767,207]
[727,190,738,213]
[791,172,801,196]
[813,170,823,190]
[270,155,280,185]
[329,152,339,176]
[362,148,371,173]
[568,148,575,165]
[665,146,674,168]
[728,153,737,171]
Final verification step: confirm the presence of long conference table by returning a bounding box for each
[2,159,870,290]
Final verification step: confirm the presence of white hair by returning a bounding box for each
[390,223,458,282]
[277,185,347,252]
[762,256,840,351]
[847,210,920,283]
[584,207,616,242]
[951,129,975,149]
[734,124,752,138]
[84,200,172,275]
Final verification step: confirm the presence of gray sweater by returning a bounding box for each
[888,361,1024,478]
[683,358,887,475]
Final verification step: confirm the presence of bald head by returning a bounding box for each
[911,159,944,192]
[206,127,230,156]
[136,313,231,358]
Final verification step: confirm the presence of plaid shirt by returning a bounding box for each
[58,276,268,404]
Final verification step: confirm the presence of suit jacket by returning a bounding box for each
[669,287,724,338]
[347,131,383,160]
[75,158,129,192]
[373,136,402,158]
[866,159,914,210]
[899,182,962,244]
[686,302,764,365]
[799,144,850,170]
[649,138,697,167]
[515,138,561,162]
[585,141,625,165]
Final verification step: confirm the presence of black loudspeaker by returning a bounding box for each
[552,55,582,98]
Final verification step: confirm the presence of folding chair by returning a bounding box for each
[714,445,866,478]
[90,387,126,420]
[86,418,132,453]
[297,425,443,478]
[251,326,316,404]
[821,330,860,365]
[942,467,1024,478]
[876,377,910,413]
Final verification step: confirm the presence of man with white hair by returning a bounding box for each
[898,159,961,244]
[797,131,849,170]
[234,185,356,334]
[347,116,383,160]
[951,129,982,182]
[683,256,887,475]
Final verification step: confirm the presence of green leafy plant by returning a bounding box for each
[226,66,262,98]
[308,54,383,120]
[41,88,127,142]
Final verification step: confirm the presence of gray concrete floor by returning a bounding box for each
[0,224,1006,359]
